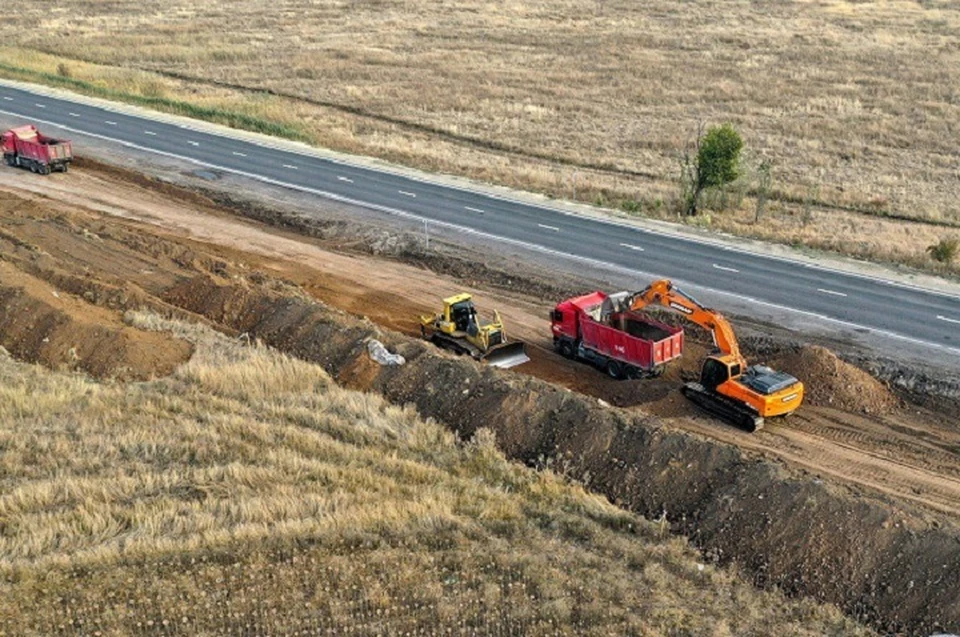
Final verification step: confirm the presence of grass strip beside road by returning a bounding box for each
[0,62,307,142]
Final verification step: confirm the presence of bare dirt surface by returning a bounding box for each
[1,160,959,633]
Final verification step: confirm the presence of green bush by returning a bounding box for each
[927,237,959,263]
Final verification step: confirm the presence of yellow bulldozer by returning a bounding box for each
[420,293,530,369]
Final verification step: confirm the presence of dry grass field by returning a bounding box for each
[0,0,958,271]
[0,314,870,635]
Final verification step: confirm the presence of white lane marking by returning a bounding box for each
[105,120,117,125]
[2,97,12,101]
[817,288,848,297]
[712,264,740,273]
[10,107,958,358]
[465,206,485,213]
[187,140,199,146]
[144,130,156,136]
[398,190,416,197]
[337,176,353,183]
[35,103,46,108]
[538,223,560,232]
[283,164,298,170]
[69,112,80,117]
[620,243,644,252]
[232,151,246,157]
[937,315,960,325]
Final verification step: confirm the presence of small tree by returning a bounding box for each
[682,123,744,216]
[927,237,959,264]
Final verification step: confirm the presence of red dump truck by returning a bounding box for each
[2,125,73,174]
[551,291,684,379]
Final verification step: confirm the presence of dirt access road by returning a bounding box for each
[1,160,959,524]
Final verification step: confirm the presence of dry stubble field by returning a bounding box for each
[0,0,958,270]
[0,316,868,635]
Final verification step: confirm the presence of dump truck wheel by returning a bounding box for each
[558,341,574,359]
[606,360,623,379]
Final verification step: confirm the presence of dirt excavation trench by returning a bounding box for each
[1,163,960,634]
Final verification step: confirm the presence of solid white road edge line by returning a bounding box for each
[6,107,958,357]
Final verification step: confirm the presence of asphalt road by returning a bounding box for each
[3,82,960,360]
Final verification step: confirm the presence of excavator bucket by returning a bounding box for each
[481,341,530,369]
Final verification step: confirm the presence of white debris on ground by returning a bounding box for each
[367,339,405,366]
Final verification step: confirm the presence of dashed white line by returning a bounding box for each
[712,264,740,273]
[105,121,117,126]
[538,223,560,232]
[283,164,299,170]
[937,315,960,325]
[35,103,46,108]
[817,288,848,297]
[398,190,416,197]
[2,97,12,101]
[144,130,157,136]
[337,176,353,183]
[187,140,199,146]
[68,112,80,117]
[232,151,246,157]
[465,206,485,213]
[619,243,645,252]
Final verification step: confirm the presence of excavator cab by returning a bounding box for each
[700,356,741,391]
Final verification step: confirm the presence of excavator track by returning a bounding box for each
[681,382,764,433]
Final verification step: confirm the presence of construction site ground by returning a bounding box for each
[1,159,959,632]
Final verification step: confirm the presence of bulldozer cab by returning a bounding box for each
[447,297,479,336]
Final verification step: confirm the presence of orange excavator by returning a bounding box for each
[606,279,803,432]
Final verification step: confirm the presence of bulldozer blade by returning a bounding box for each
[482,342,530,369]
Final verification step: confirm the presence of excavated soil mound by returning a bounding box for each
[773,345,898,414]
[0,264,192,380]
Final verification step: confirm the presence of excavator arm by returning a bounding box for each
[618,280,743,363]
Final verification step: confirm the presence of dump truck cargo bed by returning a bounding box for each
[551,291,684,379]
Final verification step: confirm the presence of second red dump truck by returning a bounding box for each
[2,125,73,175]
[551,291,684,379]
